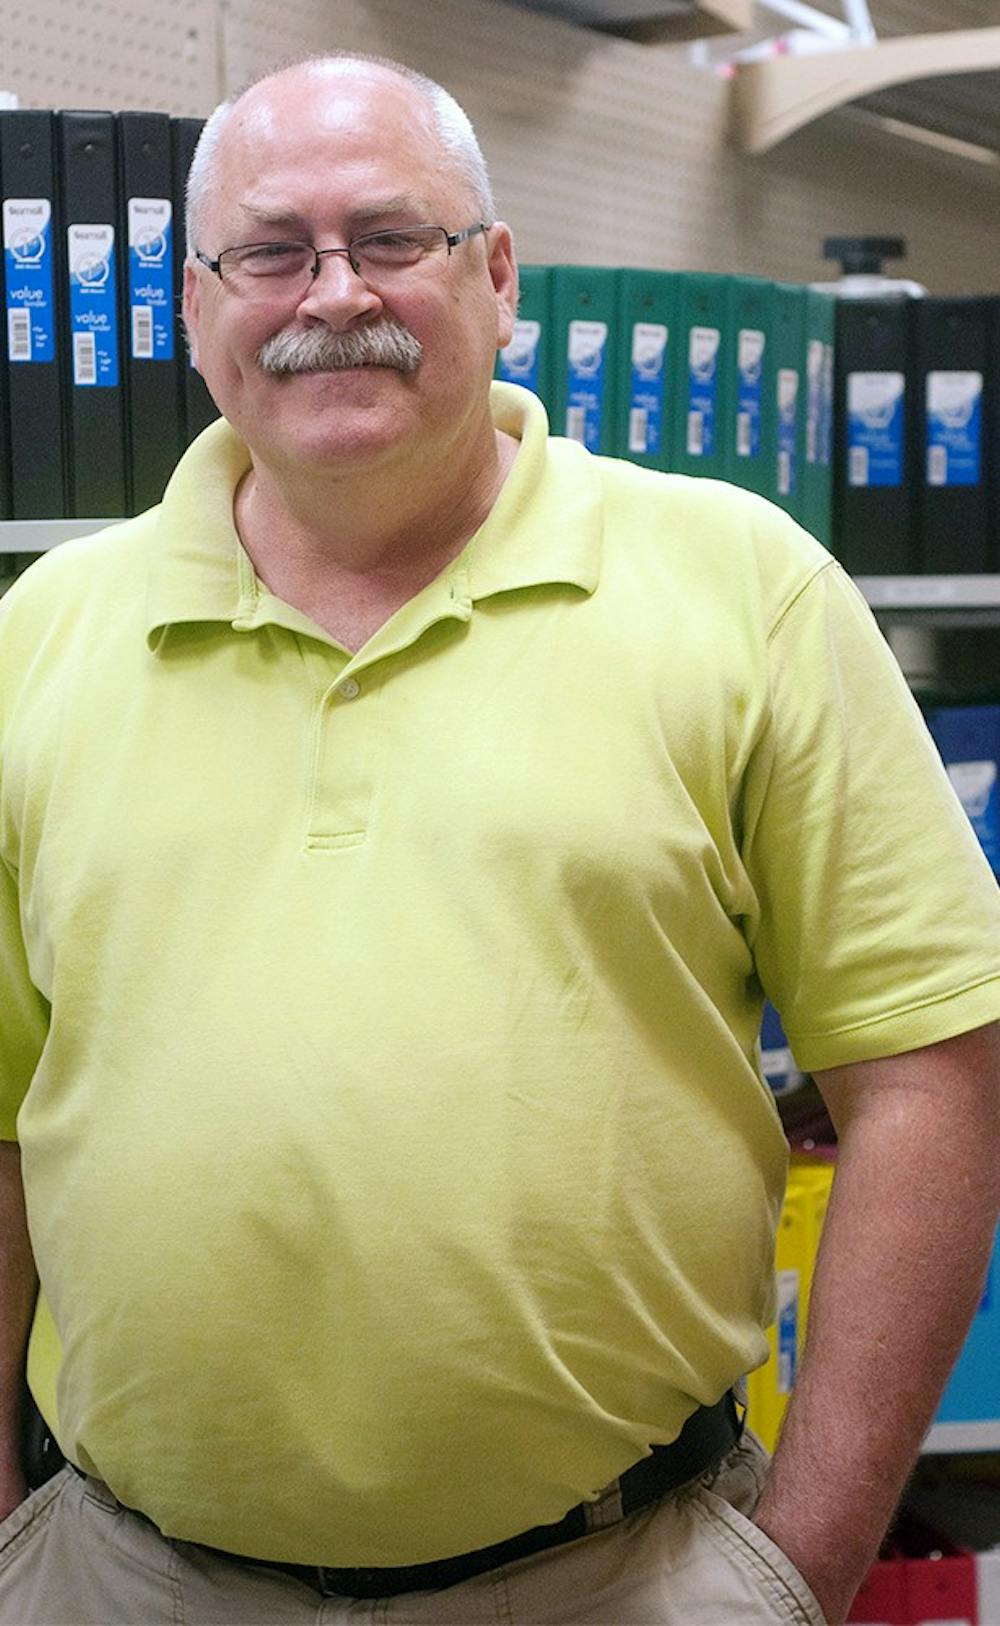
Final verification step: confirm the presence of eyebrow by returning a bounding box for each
[237,195,436,236]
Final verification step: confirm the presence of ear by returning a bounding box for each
[486,223,519,352]
[182,259,202,371]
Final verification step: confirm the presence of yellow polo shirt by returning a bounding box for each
[1,385,998,1565]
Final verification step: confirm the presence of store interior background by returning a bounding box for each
[4,0,1000,1613]
[4,0,999,294]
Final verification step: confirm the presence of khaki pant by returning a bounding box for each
[0,1432,826,1625]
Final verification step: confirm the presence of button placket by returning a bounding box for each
[305,670,378,850]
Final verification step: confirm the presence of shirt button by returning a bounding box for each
[337,678,361,700]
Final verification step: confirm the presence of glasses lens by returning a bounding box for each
[221,242,314,296]
[352,227,448,277]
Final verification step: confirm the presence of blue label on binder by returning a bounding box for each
[566,319,607,453]
[926,371,982,488]
[3,198,55,363]
[946,759,999,872]
[68,223,119,387]
[777,368,799,497]
[628,322,668,456]
[777,1270,798,1393]
[735,328,764,460]
[498,319,542,393]
[820,343,834,468]
[128,198,174,362]
[927,705,1000,874]
[847,371,905,488]
[805,339,823,465]
[686,326,719,458]
[759,1002,804,1096]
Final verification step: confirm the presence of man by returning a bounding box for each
[0,53,998,1626]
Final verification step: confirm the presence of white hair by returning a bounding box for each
[185,53,495,257]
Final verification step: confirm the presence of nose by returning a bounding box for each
[296,249,383,325]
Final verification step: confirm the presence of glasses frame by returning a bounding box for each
[194,221,490,290]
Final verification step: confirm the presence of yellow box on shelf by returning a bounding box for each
[747,1156,835,1453]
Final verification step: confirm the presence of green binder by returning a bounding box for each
[725,276,775,500]
[771,283,808,524]
[614,269,679,470]
[802,288,836,547]
[551,266,620,455]
[670,272,733,481]
[495,264,553,417]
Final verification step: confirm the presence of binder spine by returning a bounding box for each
[725,277,775,500]
[0,110,68,518]
[832,298,918,575]
[802,289,835,548]
[552,267,620,457]
[117,111,179,514]
[616,269,677,471]
[772,283,806,525]
[495,264,553,418]
[914,296,993,573]
[57,110,128,518]
[671,273,731,482]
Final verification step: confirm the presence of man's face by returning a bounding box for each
[183,67,518,479]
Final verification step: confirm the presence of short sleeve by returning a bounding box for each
[742,561,1000,1071]
[0,855,49,1139]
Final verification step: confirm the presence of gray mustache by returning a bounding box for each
[257,320,423,376]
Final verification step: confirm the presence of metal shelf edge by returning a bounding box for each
[0,520,122,553]
[923,1420,1000,1454]
[857,575,1000,610]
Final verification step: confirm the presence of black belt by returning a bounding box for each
[199,1392,743,1599]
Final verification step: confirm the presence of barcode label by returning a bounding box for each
[131,304,154,359]
[777,449,791,496]
[736,412,751,458]
[927,443,948,486]
[687,411,703,457]
[849,445,869,487]
[629,407,649,454]
[7,308,31,362]
[73,331,97,385]
[565,406,587,444]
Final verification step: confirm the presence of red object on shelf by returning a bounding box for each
[905,1553,977,1624]
[848,1558,907,1623]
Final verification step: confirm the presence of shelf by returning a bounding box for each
[923,1420,1000,1455]
[857,577,1000,610]
[0,520,121,554]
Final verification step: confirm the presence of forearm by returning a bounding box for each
[0,1141,38,1489]
[753,1024,1000,1624]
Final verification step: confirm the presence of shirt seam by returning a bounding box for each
[764,558,840,646]
[791,971,1000,1047]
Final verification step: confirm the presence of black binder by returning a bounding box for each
[0,110,68,518]
[913,296,996,574]
[116,111,181,514]
[0,205,10,519]
[170,117,219,446]
[832,298,917,575]
[56,109,127,518]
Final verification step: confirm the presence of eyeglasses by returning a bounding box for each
[194,222,490,300]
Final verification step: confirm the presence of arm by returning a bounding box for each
[0,1140,38,1517]
[752,1020,1000,1625]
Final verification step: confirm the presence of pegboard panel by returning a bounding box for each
[221,0,1000,292]
[4,0,998,289]
[2,0,219,115]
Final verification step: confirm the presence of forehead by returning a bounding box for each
[208,68,464,235]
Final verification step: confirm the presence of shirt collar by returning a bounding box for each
[144,381,603,648]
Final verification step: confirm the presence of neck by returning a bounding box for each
[238,416,516,579]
